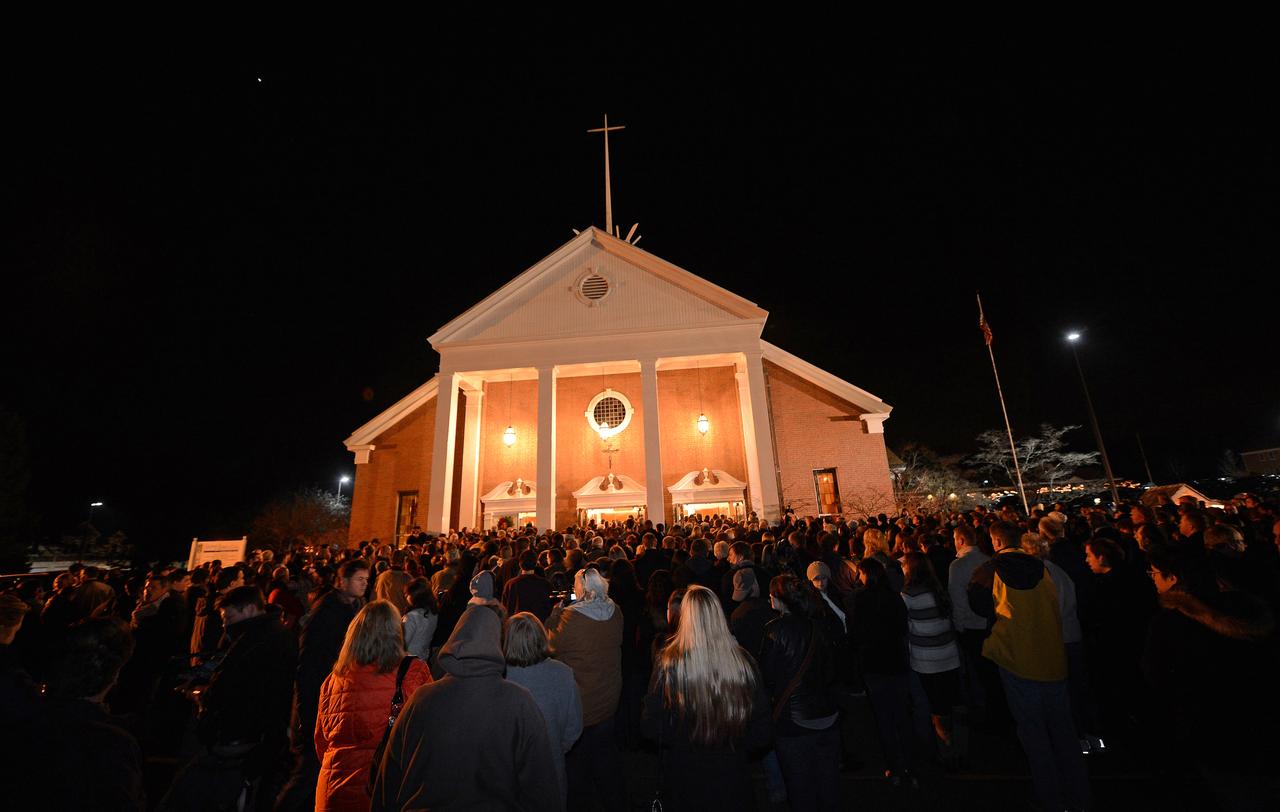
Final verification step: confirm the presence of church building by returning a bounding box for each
[343,227,896,543]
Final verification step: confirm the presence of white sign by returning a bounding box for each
[187,537,248,571]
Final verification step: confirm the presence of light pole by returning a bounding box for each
[81,501,104,563]
[1066,332,1120,504]
[337,475,350,499]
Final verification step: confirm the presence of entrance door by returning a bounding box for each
[813,469,841,516]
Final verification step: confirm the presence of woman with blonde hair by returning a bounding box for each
[642,584,770,810]
[314,600,432,812]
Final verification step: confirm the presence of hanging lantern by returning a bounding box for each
[503,425,517,446]
[597,421,610,440]
[697,413,710,435]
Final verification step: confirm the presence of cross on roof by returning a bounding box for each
[587,114,625,235]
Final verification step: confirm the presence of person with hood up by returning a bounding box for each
[548,567,625,811]
[370,604,560,811]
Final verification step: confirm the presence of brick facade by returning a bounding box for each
[349,398,435,544]
[349,360,892,539]
[765,360,894,518]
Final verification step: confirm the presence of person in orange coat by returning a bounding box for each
[314,600,432,812]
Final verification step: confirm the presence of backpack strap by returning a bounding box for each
[367,656,416,795]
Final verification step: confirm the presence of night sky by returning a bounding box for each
[5,38,1277,557]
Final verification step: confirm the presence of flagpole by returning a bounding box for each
[977,293,1030,515]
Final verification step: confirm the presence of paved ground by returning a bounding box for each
[142,693,1220,810]
[614,695,1214,811]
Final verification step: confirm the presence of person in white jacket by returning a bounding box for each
[402,578,438,663]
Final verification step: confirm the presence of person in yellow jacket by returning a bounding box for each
[968,521,1089,812]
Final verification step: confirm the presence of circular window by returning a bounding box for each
[585,389,633,438]
[574,270,612,305]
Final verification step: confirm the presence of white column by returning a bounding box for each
[742,351,782,522]
[535,365,558,531]
[426,371,460,534]
[640,357,665,527]
[457,385,484,532]
[735,364,765,515]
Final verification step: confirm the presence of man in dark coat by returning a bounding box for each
[190,566,244,659]
[674,538,719,591]
[633,531,668,590]
[275,559,367,812]
[728,568,777,658]
[159,586,298,810]
[371,605,560,811]
[720,541,761,614]
[502,550,554,621]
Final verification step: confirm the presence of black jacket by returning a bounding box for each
[1142,589,1280,772]
[292,591,358,754]
[729,597,778,660]
[641,664,773,811]
[199,613,297,753]
[757,613,840,735]
[848,587,910,675]
[675,554,719,592]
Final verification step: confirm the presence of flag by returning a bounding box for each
[979,312,993,346]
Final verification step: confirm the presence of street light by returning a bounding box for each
[1066,331,1120,504]
[337,475,351,498]
[82,501,104,563]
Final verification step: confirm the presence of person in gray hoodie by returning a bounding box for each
[370,604,560,811]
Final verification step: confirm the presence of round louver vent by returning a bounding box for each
[592,396,627,429]
[579,274,610,301]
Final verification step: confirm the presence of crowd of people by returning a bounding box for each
[1,491,1278,811]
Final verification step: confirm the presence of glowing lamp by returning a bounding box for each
[696,413,710,434]
[597,421,610,440]
[503,425,517,446]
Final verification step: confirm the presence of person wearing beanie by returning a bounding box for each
[807,561,847,632]
[469,570,498,605]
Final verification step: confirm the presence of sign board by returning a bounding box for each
[188,537,248,571]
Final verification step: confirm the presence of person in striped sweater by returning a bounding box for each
[900,553,967,768]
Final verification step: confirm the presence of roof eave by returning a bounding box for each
[760,340,892,416]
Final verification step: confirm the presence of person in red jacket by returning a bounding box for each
[314,600,431,812]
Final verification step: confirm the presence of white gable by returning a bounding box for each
[430,229,766,347]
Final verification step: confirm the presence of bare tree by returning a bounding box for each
[970,424,1100,491]
[892,443,980,514]
[250,487,350,552]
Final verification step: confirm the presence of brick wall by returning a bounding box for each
[656,365,748,520]
[765,361,894,518]
[552,373,648,527]
[348,398,435,545]
[476,378,540,527]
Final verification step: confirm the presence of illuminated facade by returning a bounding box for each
[344,228,894,543]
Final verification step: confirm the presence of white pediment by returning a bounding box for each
[571,473,647,509]
[480,479,538,512]
[667,469,748,504]
[429,229,767,347]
